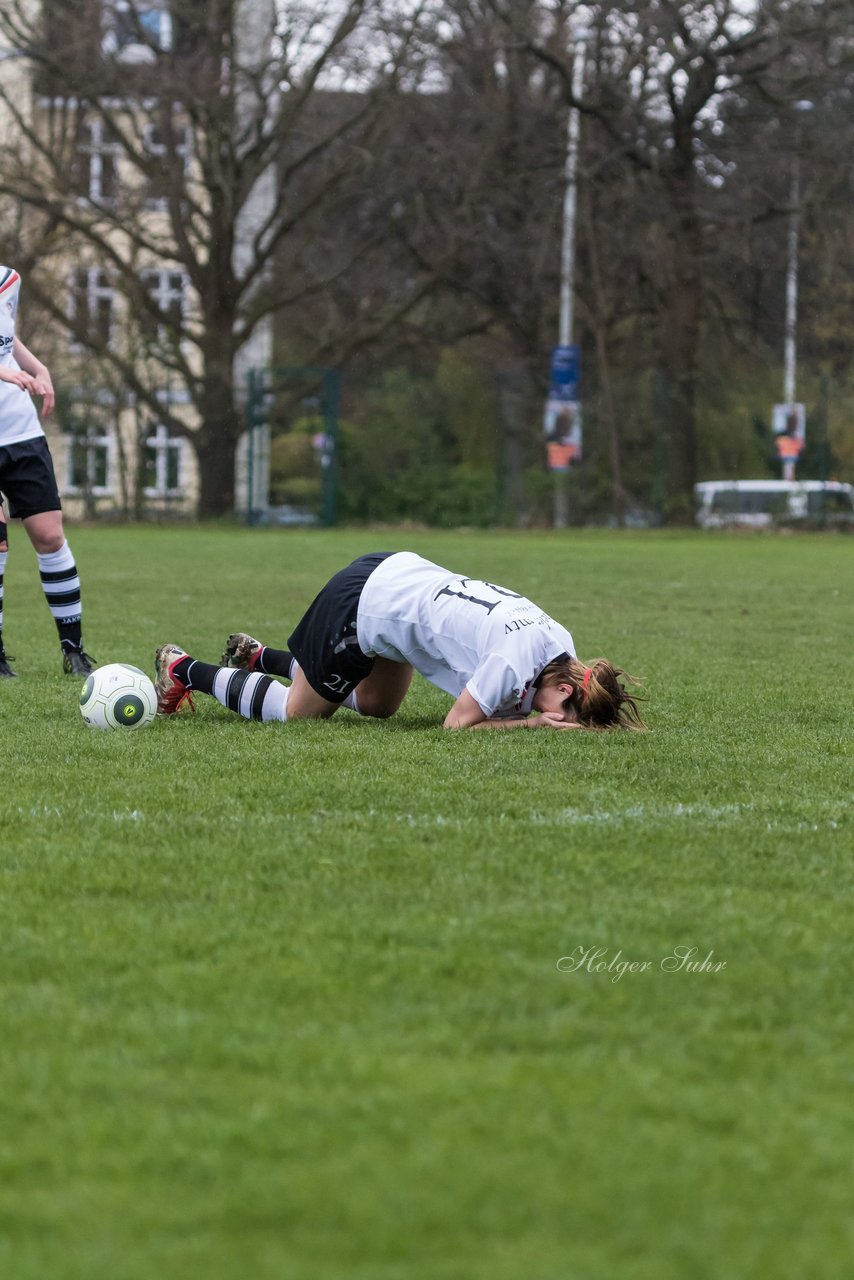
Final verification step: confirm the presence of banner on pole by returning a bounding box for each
[775,435,803,460]
[772,403,806,440]
[544,398,582,469]
[550,345,581,402]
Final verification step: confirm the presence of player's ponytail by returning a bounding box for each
[540,655,647,730]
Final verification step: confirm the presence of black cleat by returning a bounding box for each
[63,649,96,677]
[0,651,17,678]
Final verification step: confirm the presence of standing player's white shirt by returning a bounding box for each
[357,552,576,717]
[0,266,44,446]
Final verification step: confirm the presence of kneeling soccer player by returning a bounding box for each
[154,551,646,731]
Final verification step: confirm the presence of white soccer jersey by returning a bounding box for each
[356,552,576,717]
[0,266,44,446]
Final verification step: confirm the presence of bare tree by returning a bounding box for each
[327,0,854,520]
[481,0,849,519]
[0,0,438,514]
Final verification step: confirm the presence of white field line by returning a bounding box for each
[13,800,847,833]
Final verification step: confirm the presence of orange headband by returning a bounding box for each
[583,667,593,692]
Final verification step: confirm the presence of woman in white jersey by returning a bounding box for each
[0,266,94,678]
[154,552,645,730]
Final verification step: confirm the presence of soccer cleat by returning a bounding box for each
[154,643,196,715]
[222,632,263,670]
[0,650,17,678]
[63,649,95,677]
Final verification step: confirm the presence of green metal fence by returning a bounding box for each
[245,366,340,527]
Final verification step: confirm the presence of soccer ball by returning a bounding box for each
[79,663,157,731]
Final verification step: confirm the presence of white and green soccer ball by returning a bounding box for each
[79,663,157,731]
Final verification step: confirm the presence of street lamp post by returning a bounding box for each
[552,25,588,530]
[559,29,587,349]
[781,152,800,483]
[777,101,813,483]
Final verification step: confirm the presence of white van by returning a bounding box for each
[694,480,854,528]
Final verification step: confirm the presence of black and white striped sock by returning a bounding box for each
[176,657,289,721]
[254,646,297,678]
[0,520,8,647]
[0,557,6,643]
[37,540,83,651]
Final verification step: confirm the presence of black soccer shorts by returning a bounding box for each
[0,436,63,520]
[287,552,392,702]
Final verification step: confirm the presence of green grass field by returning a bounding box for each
[1,526,852,1280]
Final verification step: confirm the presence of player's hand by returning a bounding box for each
[531,711,583,730]
[29,366,55,417]
[0,367,36,393]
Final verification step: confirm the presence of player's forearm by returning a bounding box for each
[12,338,46,377]
[444,688,505,729]
[444,714,533,730]
[444,707,583,731]
[469,716,536,730]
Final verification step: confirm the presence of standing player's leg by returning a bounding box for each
[154,644,340,721]
[9,437,93,675]
[23,508,93,674]
[0,507,14,677]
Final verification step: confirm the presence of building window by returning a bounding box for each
[65,428,113,496]
[69,269,115,348]
[143,122,192,207]
[144,424,184,497]
[74,119,121,204]
[105,3,173,62]
[140,269,188,342]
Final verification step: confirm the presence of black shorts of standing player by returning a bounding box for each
[0,436,94,678]
[286,552,392,702]
[0,436,62,518]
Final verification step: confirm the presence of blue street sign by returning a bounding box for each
[550,344,581,402]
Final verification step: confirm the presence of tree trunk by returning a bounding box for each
[194,343,243,516]
[194,370,242,516]
[584,195,625,526]
[661,167,703,524]
[193,429,238,516]
[496,368,529,527]
[595,327,626,528]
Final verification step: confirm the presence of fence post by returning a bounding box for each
[321,369,339,527]
[246,368,255,525]
[653,370,667,524]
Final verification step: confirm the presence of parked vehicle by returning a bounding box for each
[694,480,854,528]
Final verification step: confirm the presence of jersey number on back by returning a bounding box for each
[434,579,523,614]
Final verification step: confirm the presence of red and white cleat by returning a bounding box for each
[154,644,196,715]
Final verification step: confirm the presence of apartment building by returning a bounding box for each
[1,0,275,519]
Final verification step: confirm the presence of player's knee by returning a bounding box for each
[33,535,65,554]
[352,691,397,719]
[366,704,396,720]
[24,510,65,554]
[29,521,65,554]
